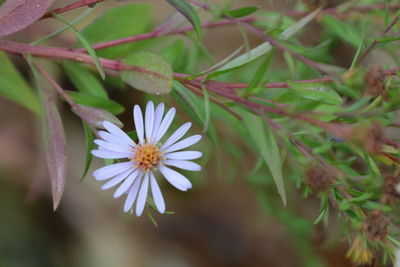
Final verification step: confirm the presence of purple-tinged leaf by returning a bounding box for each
[72,104,123,129]
[0,0,56,37]
[41,86,67,211]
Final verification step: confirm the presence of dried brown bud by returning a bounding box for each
[362,210,390,242]
[346,235,374,266]
[306,164,335,193]
[382,175,400,205]
[363,122,385,154]
[364,65,387,99]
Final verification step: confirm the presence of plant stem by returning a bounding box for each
[41,0,109,19]
[356,13,400,66]
[75,17,255,52]
[286,3,400,17]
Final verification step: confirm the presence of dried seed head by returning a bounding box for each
[363,122,385,154]
[382,174,400,205]
[362,210,390,242]
[306,164,335,193]
[364,65,387,99]
[346,235,374,266]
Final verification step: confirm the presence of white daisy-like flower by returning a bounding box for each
[91,101,202,216]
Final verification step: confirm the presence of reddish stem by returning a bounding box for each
[75,17,255,52]
[41,0,108,19]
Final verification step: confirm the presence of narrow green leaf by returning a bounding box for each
[67,91,124,115]
[244,51,274,96]
[350,192,374,202]
[166,0,202,40]
[224,6,259,18]
[321,15,361,47]
[242,110,287,205]
[52,12,105,79]
[0,51,39,114]
[31,7,95,45]
[81,3,153,59]
[121,51,173,94]
[288,83,343,105]
[218,8,321,72]
[364,201,392,212]
[81,121,94,180]
[63,61,108,98]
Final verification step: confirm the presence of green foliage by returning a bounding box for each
[81,3,153,58]
[166,0,202,40]
[0,52,39,114]
[121,51,173,95]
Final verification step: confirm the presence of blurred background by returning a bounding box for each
[0,0,389,266]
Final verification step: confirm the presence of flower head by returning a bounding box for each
[91,101,202,216]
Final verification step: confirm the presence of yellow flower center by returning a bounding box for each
[132,144,162,171]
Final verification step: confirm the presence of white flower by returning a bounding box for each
[91,101,202,216]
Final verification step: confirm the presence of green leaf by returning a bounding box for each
[0,51,39,114]
[321,15,361,47]
[244,51,274,96]
[52,12,105,80]
[364,201,392,212]
[81,3,153,59]
[349,192,374,202]
[242,110,287,205]
[62,61,108,98]
[67,91,125,115]
[224,6,259,18]
[218,8,321,72]
[288,83,343,105]
[121,51,173,94]
[166,0,202,40]
[81,121,94,180]
[160,40,185,66]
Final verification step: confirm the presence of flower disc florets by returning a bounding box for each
[133,143,162,171]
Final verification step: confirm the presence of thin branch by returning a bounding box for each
[75,17,255,52]
[183,82,243,120]
[356,13,400,66]
[31,61,77,107]
[0,40,166,79]
[41,0,108,19]
[285,3,400,17]
[187,0,332,75]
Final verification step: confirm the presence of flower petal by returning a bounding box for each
[150,172,165,214]
[145,101,155,143]
[113,170,142,198]
[103,121,135,147]
[163,160,201,171]
[159,165,192,191]
[94,139,133,154]
[151,103,165,143]
[98,131,129,147]
[91,149,131,159]
[133,105,144,144]
[93,161,134,181]
[160,122,191,150]
[101,168,135,190]
[123,177,141,212]
[136,172,149,216]
[164,151,202,160]
[153,107,175,143]
[162,135,202,153]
